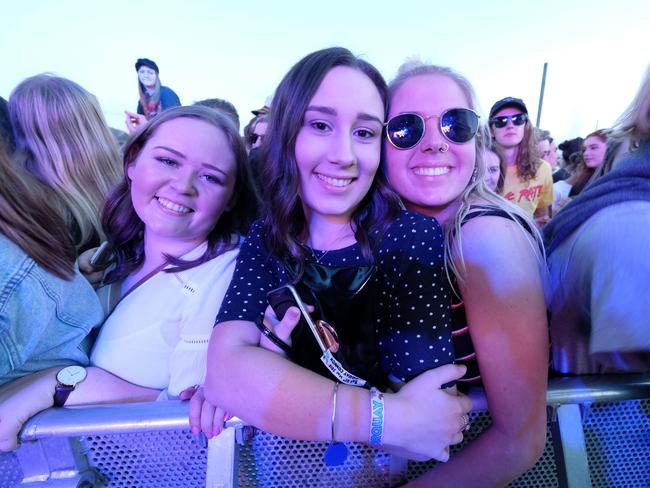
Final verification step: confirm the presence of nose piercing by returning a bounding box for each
[438,142,449,153]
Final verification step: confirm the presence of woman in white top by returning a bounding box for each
[0,106,258,450]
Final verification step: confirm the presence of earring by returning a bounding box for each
[438,142,449,153]
[471,164,479,183]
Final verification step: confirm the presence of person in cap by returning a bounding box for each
[489,97,554,226]
[133,58,181,121]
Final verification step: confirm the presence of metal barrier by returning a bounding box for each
[1,374,648,487]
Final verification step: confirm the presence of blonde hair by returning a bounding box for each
[611,65,650,145]
[9,74,122,251]
[388,63,544,282]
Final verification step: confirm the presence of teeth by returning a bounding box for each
[157,197,191,214]
[413,167,450,176]
[317,174,353,187]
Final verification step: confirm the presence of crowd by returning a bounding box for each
[0,51,648,487]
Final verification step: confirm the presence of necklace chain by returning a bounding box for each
[312,249,330,264]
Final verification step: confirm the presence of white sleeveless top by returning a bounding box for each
[91,242,238,397]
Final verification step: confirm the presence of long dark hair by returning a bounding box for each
[138,76,161,119]
[103,105,259,283]
[513,118,542,181]
[0,141,76,280]
[261,47,401,272]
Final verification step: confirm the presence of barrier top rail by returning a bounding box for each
[19,373,650,442]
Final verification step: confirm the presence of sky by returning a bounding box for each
[2,0,648,143]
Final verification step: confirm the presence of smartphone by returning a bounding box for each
[266,284,328,353]
[89,241,112,268]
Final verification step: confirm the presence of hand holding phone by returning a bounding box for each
[267,285,340,353]
[89,241,112,269]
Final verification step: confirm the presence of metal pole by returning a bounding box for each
[536,62,548,128]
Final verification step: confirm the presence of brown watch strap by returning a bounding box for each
[53,384,74,407]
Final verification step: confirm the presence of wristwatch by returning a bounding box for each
[53,365,87,407]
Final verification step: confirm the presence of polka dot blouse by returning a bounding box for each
[216,210,454,384]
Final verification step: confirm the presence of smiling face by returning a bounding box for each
[137,66,158,88]
[491,107,526,148]
[294,66,384,225]
[583,135,607,168]
[127,117,236,254]
[384,73,476,221]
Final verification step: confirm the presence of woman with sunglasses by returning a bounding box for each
[195,47,471,463]
[383,63,549,487]
[489,97,554,227]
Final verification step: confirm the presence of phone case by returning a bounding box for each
[267,284,327,352]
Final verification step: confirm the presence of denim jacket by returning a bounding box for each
[0,235,104,386]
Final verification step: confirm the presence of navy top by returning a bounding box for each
[216,210,454,384]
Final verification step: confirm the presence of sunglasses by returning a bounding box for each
[249,133,263,145]
[490,113,528,128]
[385,108,480,150]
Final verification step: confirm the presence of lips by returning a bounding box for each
[156,196,192,214]
[316,173,354,187]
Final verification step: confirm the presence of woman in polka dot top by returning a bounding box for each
[196,48,471,462]
[384,62,549,486]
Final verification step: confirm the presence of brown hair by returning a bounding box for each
[0,141,75,279]
[511,118,541,181]
[103,105,259,283]
[569,129,609,196]
[261,47,400,275]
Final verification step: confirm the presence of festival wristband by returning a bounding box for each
[369,387,384,446]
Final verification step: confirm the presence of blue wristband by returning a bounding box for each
[369,387,384,446]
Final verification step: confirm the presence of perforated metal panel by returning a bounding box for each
[5,399,648,487]
[235,411,559,487]
[81,429,207,487]
[406,411,559,487]
[583,399,650,488]
[508,422,559,488]
[0,452,22,487]
[237,432,394,487]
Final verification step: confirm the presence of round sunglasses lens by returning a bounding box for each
[441,109,479,143]
[387,114,424,149]
[513,114,527,126]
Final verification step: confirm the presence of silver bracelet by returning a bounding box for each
[331,382,339,442]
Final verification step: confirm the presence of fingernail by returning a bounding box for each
[288,308,300,319]
[198,432,208,448]
[191,427,199,435]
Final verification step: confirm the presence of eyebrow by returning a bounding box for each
[154,145,186,158]
[305,105,383,125]
[153,145,228,176]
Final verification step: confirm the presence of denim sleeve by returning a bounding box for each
[0,263,52,380]
[0,258,101,385]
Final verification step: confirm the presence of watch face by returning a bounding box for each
[57,365,87,386]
